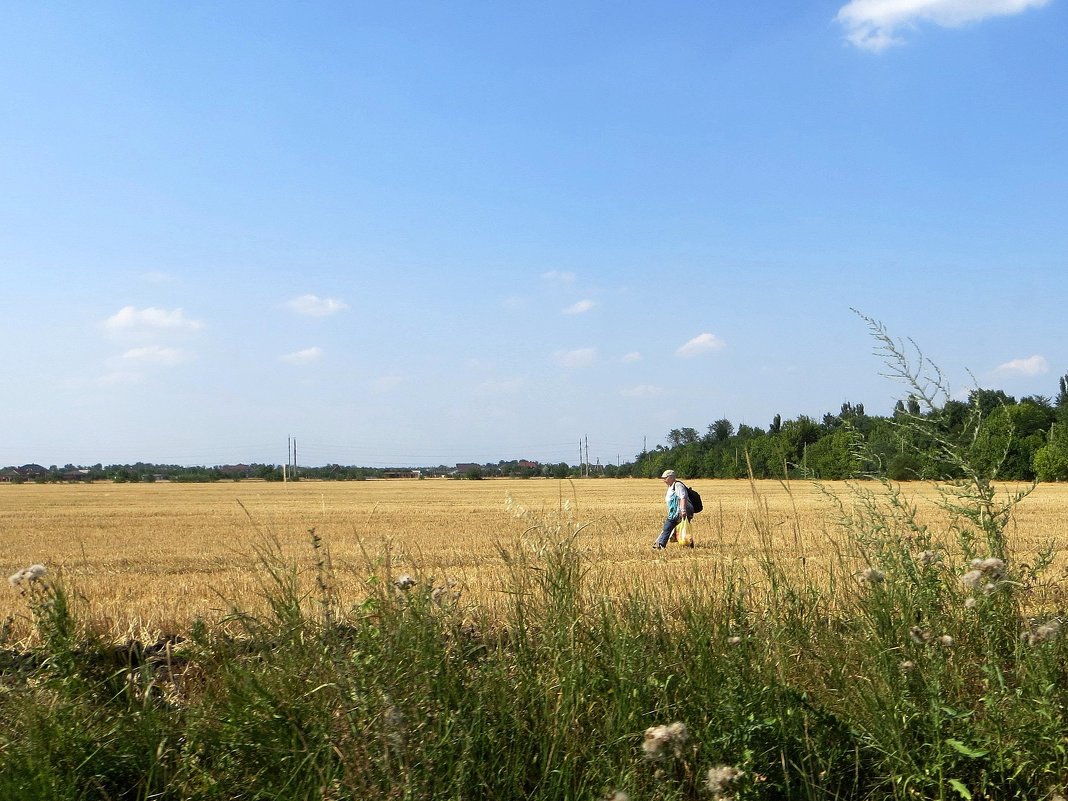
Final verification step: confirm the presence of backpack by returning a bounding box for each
[682,482,703,514]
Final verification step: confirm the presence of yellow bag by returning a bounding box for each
[675,517,694,548]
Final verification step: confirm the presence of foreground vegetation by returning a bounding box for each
[3,322,1067,799]
[3,465,1068,800]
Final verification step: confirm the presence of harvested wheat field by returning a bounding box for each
[3,478,1068,639]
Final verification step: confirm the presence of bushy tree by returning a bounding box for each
[1034,423,1068,481]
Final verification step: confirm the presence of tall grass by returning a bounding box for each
[4,470,1066,801]
[4,325,1068,800]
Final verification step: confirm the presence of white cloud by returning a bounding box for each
[104,306,203,336]
[622,351,642,363]
[994,354,1049,376]
[121,346,189,367]
[836,0,1051,51]
[553,347,597,368]
[563,299,595,315]
[280,346,323,365]
[542,270,576,284]
[676,333,726,357]
[287,294,349,317]
[621,384,665,397]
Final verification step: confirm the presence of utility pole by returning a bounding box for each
[585,436,589,477]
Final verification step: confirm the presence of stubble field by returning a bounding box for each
[3,477,1068,639]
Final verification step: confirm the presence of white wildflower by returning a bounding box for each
[1037,620,1062,641]
[393,575,416,591]
[1023,619,1061,646]
[8,564,48,589]
[604,792,629,801]
[642,721,688,760]
[971,557,1005,578]
[909,626,931,645]
[964,597,978,609]
[938,635,955,648]
[705,764,744,797]
[900,660,916,672]
[857,567,885,584]
[959,570,984,590]
[727,635,743,646]
[917,550,940,566]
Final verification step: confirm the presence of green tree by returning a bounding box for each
[708,418,734,443]
[805,429,861,479]
[1056,373,1068,424]
[1034,423,1068,481]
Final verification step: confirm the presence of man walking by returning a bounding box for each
[653,469,693,550]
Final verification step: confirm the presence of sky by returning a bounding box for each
[2,0,1067,469]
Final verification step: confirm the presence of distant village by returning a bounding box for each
[0,458,616,484]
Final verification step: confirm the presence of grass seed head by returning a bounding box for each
[705,764,744,797]
[642,721,688,760]
[909,626,932,645]
[917,550,940,566]
[857,567,885,584]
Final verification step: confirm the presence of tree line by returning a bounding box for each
[630,373,1068,482]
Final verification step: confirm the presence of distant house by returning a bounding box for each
[383,470,422,479]
[0,464,49,483]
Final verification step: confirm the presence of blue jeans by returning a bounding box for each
[655,515,683,548]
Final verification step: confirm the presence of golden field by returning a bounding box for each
[3,478,1068,639]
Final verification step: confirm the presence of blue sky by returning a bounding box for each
[2,1,1066,468]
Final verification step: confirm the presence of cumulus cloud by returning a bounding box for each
[280,346,323,365]
[621,384,665,397]
[553,347,597,368]
[622,351,642,363]
[677,333,726,357]
[104,306,203,336]
[994,354,1049,376]
[836,0,1051,52]
[563,299,595,315]
[121,346,189,367]
[287,294,349,317]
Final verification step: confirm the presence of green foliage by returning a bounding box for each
[1033,423,1068,481]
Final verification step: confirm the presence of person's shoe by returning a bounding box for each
[652,543,666,550]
